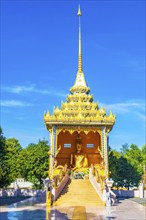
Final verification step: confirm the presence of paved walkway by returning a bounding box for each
[0,197,145,220]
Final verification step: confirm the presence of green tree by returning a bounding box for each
[141,144,146,167]
[22,139,50,189]
[0,127,10,188]
[125,144,143,178]
[118,156,141,189]
[109,147,142,189]
[120,143,129,155]
[5,138,22,181]
[141,145,146,187]
[0,130,22,187]
[109,150,120,184]
[0,127,5,153]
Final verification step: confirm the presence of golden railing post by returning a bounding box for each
[46,203,51,220]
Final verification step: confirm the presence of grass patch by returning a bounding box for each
[0,196,31,206]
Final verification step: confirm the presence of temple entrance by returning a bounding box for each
[56,130,102,169]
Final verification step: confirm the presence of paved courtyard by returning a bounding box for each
[0,197,145,220]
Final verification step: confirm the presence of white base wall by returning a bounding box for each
[113,190,146,198]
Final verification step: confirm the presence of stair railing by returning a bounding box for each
[51,165,70,202]
[89,165,106,202]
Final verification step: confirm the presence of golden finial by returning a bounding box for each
[69,5,89,89]
[77,5,82,16]
[77,5,82,73]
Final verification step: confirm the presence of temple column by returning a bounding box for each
[56,128,58,154]
[105,131,109,178]
[49,128,54,178]
[53,126,57,156]
[101,126,109,178]
[49,126,57,178]
[101,126,104,158]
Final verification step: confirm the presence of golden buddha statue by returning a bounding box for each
[70,135,88,172]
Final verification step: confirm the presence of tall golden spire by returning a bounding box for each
[77,5,82,73]
[70,5,88,91]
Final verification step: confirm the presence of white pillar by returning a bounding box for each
[105,131,109,178]
[102,126,108,178]
[49,129,54,178]
[53,126,57,156]
[49,126,57,178]
[139,183,144,198]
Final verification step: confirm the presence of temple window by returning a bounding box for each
[86,144,94,148]
[64,143,71,148]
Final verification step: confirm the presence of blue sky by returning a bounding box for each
[1,0,145,150]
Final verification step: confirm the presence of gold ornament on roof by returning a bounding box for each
[44,5,116,133]
[77,5,82,16]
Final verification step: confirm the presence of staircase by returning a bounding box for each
[54,179,105,206]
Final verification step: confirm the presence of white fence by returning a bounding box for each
[0,188,145,198]
[0,189,46,197]
[113,190,146,198]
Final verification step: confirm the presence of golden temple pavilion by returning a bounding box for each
[44,6,116,205]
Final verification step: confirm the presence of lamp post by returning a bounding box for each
[106,178,114,189]
[44,178,53,207]
[106,178,114,206]
[44,178,51,220]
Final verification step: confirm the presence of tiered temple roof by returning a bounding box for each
[44,6,116,131]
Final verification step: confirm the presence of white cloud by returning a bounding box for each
[1,100,32,107]
[3,85,35,94]
[2,84,66,97]
[98,100,146,121]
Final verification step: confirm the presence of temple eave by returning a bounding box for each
[44,121,114,134]
[44,120,115,126]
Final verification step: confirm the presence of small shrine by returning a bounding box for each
[44,6,116,195]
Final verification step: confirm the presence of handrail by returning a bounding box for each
[89,168,106,202]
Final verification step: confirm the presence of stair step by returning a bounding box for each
[54,179,104,206]
[54,202,105,206]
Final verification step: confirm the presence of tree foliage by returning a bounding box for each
[21,140,50,189]
[0,134,23,188]
[125,144,143,177]
[0,127,9,188]
[5,138,22,181]
[0,128,50,189]
[109,143,144,189]
[141,144,146,167]
[120,143,129,155]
